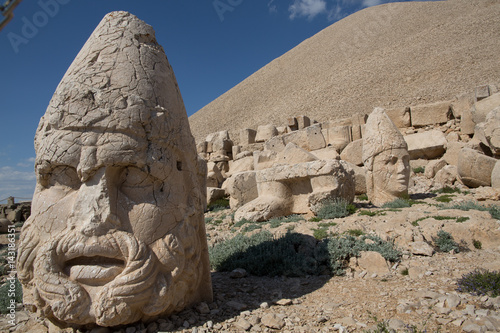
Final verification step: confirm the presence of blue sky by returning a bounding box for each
[0,0,433,201]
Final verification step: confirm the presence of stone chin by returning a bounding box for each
[17,219,203,328]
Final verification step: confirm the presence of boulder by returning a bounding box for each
[346,162,367,195]
[424,159,447,179]
[255,125,278,142]
[0,218,12,233]
[240,129,257,145]
[275,143,318,166]
[324,125,352,152]
[408,241,434,256]
[206,130,232,154]
[207,162,224,187]
[223,171,259,209]
[474,92,500,124]
[474,107,500,157]
[296,115,311,129]
[443,142,466,166]
[405,130,447,160]
[207,187,226,206]
[385,106,411,128]
[227,156,254,177]
[458,148,498,187]
[475,85,491,102]
[340,139,363,166]
[491,161,500,189]
[460,107,476,135]
[451,95,473,119]
[254,150,277,170]
[235,160,355,221]
[310,146,341,161]
[281,124,326,151]
[411,101,453,127]
[433,165,458,188]
[357,251,390,275]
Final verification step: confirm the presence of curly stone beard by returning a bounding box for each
[17,220,203,328]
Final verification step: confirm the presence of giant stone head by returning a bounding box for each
[362,108,410,206]
[17,11,212,328]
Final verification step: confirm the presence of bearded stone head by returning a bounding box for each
[362,108,410,206]
[17,11,212,328]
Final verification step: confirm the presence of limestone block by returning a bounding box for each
[310,146,341,161]
[255,125,278,142]
[276,126,287,135]
[254,150,277,170]
[411,101,453,127]
[197,141,208,154]
[282,124,326,151]
[424,159,447,179]
[460,108,476,135]
[275,143,318,166]
[458,148,497,187]
[234,151,253,161]
[451,95,473,119]
[264,136,286,152]
[405,130,447,160]
[345,162,366,195]
[207,130,232,153]
[351,113,368,126]
[240,129,257,145]
[207,187,226,206]
[340,139,363,166]
[385,107,411,128]
[357,251,389,275]
[325,126,352,152]
[475,85,491,102]
[433,165,458,188]
[474,92,500,124]
[443,142,466,166]
[408,241,434,256]
[475,107,500,157]
[297,115,311,129]
[223,171,258,209]
[232,145,241,158]
[351,125,362,141]
[227,156,255,177]
[17,11,212,328]
[235,160,355,221]
[491,161,500,189]
[287,117,298,131]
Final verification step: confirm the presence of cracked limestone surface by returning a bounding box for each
[17,11,212,329]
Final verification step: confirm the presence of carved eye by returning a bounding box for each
[119,167,155,203]
[44,166,80,191]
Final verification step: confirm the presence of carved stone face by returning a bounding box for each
[17,11,211,328]
[369,148,410,205]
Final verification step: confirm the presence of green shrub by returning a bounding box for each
[0,278,22,314]
[359,210,378,217]
[435,195,454,203]
[357,194,369,201]
[309,217,322,222]
[204,217,213,224]
[318,222,337,228]
[346,229,364,237]
[233,218,252,228]
[457,269,500,297]
[316,198,356,219]
[207,198,230,212]
[401,267,409,276]
[448,200,488,212]
[313,228,328,240]
[413,166,425,174]
[432,186,461,194]
[381,198,411,209]
[326,234,401,275]
[435,230,459,253]
[488,205,500,220]
[432,215,455,221]
[241,224,262,233]
[473,239,482,249]
[456,217,470,223]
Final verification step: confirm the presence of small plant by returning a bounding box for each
[316,198,356,219]
[359,210,378,217]
[318,222,337,228]
[309,217,322,222]
[357,194,369,201]
[382,198,411,209]
[432,215,455,221]
[432,186,461,194]
[346,229,364,237]
[473,239,482,249]
[233,218,253,228]
[435,230,459,253]
[435,195,454,203]
[447,200,488,212]
[207,198,230,212]
[488,205,500,220]
[241,224,262,233]
[457,269,500,297]
[204,217,214,224]
[313,228,328,240]
[413,166,425,174]
[456,216,470,223]
[401,267,409,276]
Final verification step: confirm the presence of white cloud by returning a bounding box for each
[268,0,278,13]
[0,166,36,201]
[289,0,327,20]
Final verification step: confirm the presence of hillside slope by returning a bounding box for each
[189,0,500,142]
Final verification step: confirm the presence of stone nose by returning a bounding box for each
[71,168,121,237]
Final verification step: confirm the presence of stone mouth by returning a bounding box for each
[63,256,125,286]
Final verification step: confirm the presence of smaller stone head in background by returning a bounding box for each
[363,107,410,206]
[17,11,211,328]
